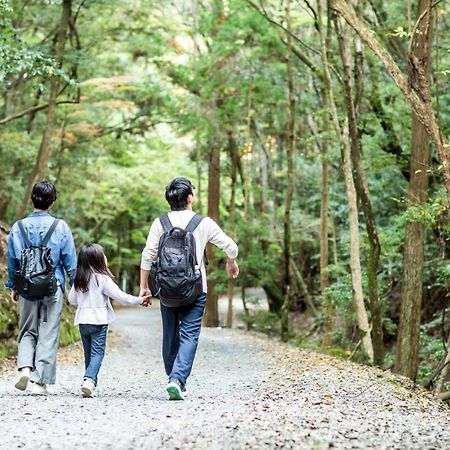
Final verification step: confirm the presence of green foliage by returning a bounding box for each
[324,266,353,318]
[416,312,449,384]
[238,310,281,336]
[0,284,19,359]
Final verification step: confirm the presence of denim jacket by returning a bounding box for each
[5,212,77,292]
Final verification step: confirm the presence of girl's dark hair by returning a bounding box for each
[74,244,114,293]
[31,181,57,210]
[165,177,195,211]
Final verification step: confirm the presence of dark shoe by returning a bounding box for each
[167,378,184,400]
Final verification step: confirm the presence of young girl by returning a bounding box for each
[68,243,151,397]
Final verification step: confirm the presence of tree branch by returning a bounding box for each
[330,0,450,199]
[0,100,79,126]
[408,0,444,56]
[245,0,323,77]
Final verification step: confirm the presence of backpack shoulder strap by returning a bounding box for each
[42,219,60,246]
[159,214,173,233]
[17,220,32,248]
[185,214,208,265]
[185,214,204,234]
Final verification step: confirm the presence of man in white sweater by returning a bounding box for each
[140,177,239,400]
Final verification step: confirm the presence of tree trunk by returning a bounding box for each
[241,287,251,331]
[342,121,374,362]
[280,0,295,343]
[0,197,9,221]
[394,0,433,380]
[318,0,374,361]
[434,333,450,395]
[203,142,221,327]
[16,0,72,219]
[263,282,285,314]
[319,114,331,342]
[226,134,238,329]
[291,260,318,317]
[335,18,384,365]
[252,119,269,214]
[316,0,333,347]
[192,0,203,215]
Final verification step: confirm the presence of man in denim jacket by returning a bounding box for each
[5,181,77,395]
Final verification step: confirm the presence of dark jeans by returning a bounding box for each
[160,293,207,386]
[79,324,108,386]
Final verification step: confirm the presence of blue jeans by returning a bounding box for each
[79,324,108,386]
[160,294,207,386]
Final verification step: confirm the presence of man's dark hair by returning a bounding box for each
[165,177,195,211]
[31,181,57,210]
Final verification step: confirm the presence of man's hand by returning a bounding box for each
[141,294,153,307]
[10,290,18,304]
[226,259,239,279]
[139,287,151,298]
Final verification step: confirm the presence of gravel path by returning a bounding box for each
[0,305,448,450]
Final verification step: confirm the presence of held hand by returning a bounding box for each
[139,287,151,298]
[10,290,18,304]
[141,294,153,307]
[226,260,239,279]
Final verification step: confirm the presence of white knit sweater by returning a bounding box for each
[68,274,142,325]
[140,210,238,293]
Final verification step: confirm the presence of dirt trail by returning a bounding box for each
[0,305,448,449]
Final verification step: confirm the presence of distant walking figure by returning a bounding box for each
[68,244,151,397]
[140,177,239,400]
[6,181,77,395]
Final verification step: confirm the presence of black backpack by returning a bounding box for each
[14,219,59,321]
[150,214,204,307]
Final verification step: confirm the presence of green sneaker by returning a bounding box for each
[167,378,184,400]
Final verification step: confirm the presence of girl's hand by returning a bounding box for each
[10,290,18,304]
[141,295,153,307]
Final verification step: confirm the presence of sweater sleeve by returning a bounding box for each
[205,218,238,259]
[140,218,163,270]
[102,276,142,305]
[68,286,78,306]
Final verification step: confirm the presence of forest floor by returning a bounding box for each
[0,305,448,450]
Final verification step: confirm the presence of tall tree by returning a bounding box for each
[16,0,72,218]
[226,134,238,329]
[203,139,221,327]
[335,17,384,365]
[203,0,225,328]
[280,0,295,342]
[316,0,333,346]
[394,0,433,380]
[317,2,374,362]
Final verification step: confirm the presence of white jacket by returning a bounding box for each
[68,274,142,325]
[140,210,238,293]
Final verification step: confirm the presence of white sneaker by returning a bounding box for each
[14,367,31,391]
[81,378,95,398]
[30,382,47,396]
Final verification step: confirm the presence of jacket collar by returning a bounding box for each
[29,211,51,217]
